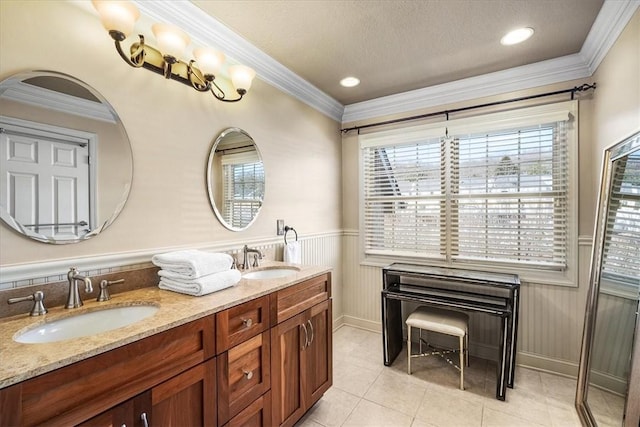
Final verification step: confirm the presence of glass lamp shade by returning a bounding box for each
[92,0,140,37]
[193,47,226,77]
[229,65,256,93]
[151,23,191,60]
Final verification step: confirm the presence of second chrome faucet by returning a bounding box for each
[66,267,93,309]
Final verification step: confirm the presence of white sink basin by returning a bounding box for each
[14,304,159,344]
[243,268,299,280]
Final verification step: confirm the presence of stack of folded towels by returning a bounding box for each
[151,249,241,297]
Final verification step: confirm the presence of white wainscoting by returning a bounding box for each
[0,231,345,323]
[2,229,604,377]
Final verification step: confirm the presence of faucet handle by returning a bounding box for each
[8,291,47,316]
[252,254,259,268]
[97,279,124,302]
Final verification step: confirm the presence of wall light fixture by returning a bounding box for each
[92,0,256,103]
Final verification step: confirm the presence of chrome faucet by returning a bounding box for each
[241,245,263,270]
[66,267,93,309]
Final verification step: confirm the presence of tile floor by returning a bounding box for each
[296,325,587,427]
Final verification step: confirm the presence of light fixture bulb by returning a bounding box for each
[500,27,534,46]
[193,47,226,78]
[229,65,256,93]
[152,23,191,61]
[92,0,140,38]
[340,77,360,88]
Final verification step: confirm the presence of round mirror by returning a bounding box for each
[206,128,264,231]
[0,70,133,244]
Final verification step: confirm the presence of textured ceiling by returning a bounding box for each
[192,0,604,105]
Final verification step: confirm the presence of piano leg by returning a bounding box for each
[507,287,520,388]
[495,315,509,401]
[381,292,403,366]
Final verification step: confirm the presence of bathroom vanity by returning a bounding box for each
[0,264,332,427]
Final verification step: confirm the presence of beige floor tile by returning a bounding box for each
[545,398,583,427]
[342,399,413,427]
[410,419,440,427]
[414,387,483,427]
[484,388,551,425]
[333,358,381,397]
[482,407,546,426]
[303,326,593,427]
[539,372,578,404]
[364,369,429,417]
[306,387,360,427]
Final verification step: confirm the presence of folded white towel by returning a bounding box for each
[158,269,242,297]
[284,241,301,264]
[152,250,233,278]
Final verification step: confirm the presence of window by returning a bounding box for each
[221,152,264,229]
[601,150,640,295]
[360,101,578,284]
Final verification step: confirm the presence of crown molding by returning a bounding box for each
[581,0,640,74]
[342,0,639,124]
[133,0,344,122]
[1,81,115,123]
[131,0,637,126]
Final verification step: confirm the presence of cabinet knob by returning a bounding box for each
[242,318,253,328]
[243,369,254,380]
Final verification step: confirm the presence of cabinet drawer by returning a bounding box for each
[224,391,271,427]
[271,273,331,324]
[217,331,271,425]
[217,295,270,352]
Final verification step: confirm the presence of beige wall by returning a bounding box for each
[340,10,639,372]
[0,1,342,265]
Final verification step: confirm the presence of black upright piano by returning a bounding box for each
[381,263,520,400]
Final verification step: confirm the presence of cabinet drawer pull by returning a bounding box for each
[300,323,309,350]
[242,318,253,328]
[307,320,314,345]
[141,412,149,427]
[243,368,254,380]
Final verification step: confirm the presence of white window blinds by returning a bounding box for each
[360,101,576,271]
[221,152,264,228]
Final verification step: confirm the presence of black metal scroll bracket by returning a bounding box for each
[284,226,298,245]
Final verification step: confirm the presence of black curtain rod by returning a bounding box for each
[341,83,596,134]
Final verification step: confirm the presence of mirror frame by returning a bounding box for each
[576,130,640,427]
[206,127,264,232]
[0,70,134,244]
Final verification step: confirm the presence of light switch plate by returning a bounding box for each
[277,219,285,235]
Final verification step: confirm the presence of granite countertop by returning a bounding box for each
[0,262,331,389]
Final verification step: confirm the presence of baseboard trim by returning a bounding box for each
[341,315,381,333]
[341,315,587,379]
[517,351,578,379]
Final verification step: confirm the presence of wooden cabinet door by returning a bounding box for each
[151,358,217,427]
[77,392,151,427]
[270,313,305,427]
[304,299,333,406]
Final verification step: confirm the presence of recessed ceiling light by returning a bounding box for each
[340,77,360,88]
[500,27,534,45]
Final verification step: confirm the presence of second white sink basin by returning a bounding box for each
[243,267,299,280]
[14,304,159,344]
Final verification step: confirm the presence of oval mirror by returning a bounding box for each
[206,128,264,231]
[0,70,133,244]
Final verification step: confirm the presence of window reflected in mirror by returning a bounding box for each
[207,128,264,231]
[577,130,640,427]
